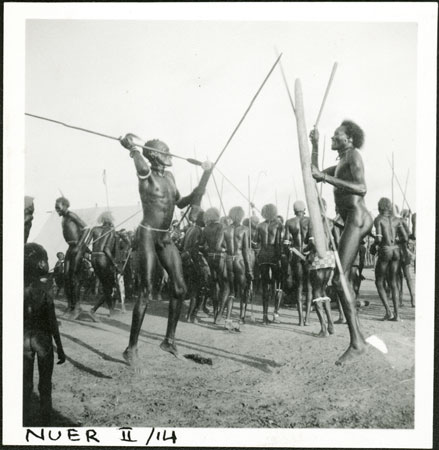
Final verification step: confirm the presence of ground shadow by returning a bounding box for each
[101,317,281,373]
[23,392,80,427]
[65,354,112,379]
[60,332,127,365]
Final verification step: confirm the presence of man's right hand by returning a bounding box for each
[57,348,66,365]
[120,133,138,151]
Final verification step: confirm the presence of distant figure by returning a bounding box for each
[201,207,229,324]
[256,203,283,325]
[55,197,89,319]
[222,206,253,329]
[284,201,312,326]
[371,198,407,321]
[52,252,65,298]
[86,211,117,317]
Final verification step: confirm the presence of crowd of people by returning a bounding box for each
[23,121,416,425]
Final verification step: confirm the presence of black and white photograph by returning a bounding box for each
[3,2,437,447]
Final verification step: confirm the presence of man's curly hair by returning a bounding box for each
[341,120,365,149]
[56,196,70,208]
[98,211,114,225]
[229,206,245,224]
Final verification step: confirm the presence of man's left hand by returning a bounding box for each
[311,165,324,182]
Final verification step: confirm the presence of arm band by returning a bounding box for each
[137,171,151,180]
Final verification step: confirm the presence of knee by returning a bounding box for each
[173,279,187,299]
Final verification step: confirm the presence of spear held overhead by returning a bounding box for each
[25,113,205,167]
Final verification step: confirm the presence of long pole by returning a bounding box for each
[212,171,227,217]
[314,184,355,307]
[319,137,326,196]
[401,169,409,212]
[386,156,412,212]
[25,113,204,167]
[314,62,338,128]
[213,54,282,167]
[391,152,395,213]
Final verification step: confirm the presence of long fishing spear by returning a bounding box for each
[386,156,412,212]
[319,137,326,196]
[25,113,205,167]
[188,53,282,222]
[401,169,409,212]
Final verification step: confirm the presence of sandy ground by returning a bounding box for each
[26,267,415,429]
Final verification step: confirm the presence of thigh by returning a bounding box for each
[157,240,185,290]
[138,231,158,288]
[337,223,363,274]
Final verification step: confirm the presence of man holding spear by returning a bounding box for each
[120,136,212,365]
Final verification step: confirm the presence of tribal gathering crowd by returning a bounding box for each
[23,121,416,426]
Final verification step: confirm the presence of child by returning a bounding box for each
[24,243,65,426]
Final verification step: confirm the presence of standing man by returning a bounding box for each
[371,198,408,320]
[222,206,253,329]
[201,207,229,324]
[86,211,117,317]
[310,121,373,364]
[181,210,210,323]
[284,201,312,326]
[55,197,89,319]
[120,134,212,365]
[256,203,283,325]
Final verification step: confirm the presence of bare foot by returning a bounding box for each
[328,323,335,335]
[304,321,310,327]
[391,316,401,322]
[262,316,270,326]
[203,307,211,315]
[298,321,304,327]
[336,343,367,365]
[272,314,280,324]
[122,347,138,366]
[315,329,329,338]
[334,317,347,324]
[382,313,394,321]
[160,339,184,360]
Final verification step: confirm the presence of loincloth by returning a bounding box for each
[308,250,336,271]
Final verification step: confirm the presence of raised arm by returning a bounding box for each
[309,128,336,176]
[120,133,151,178]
